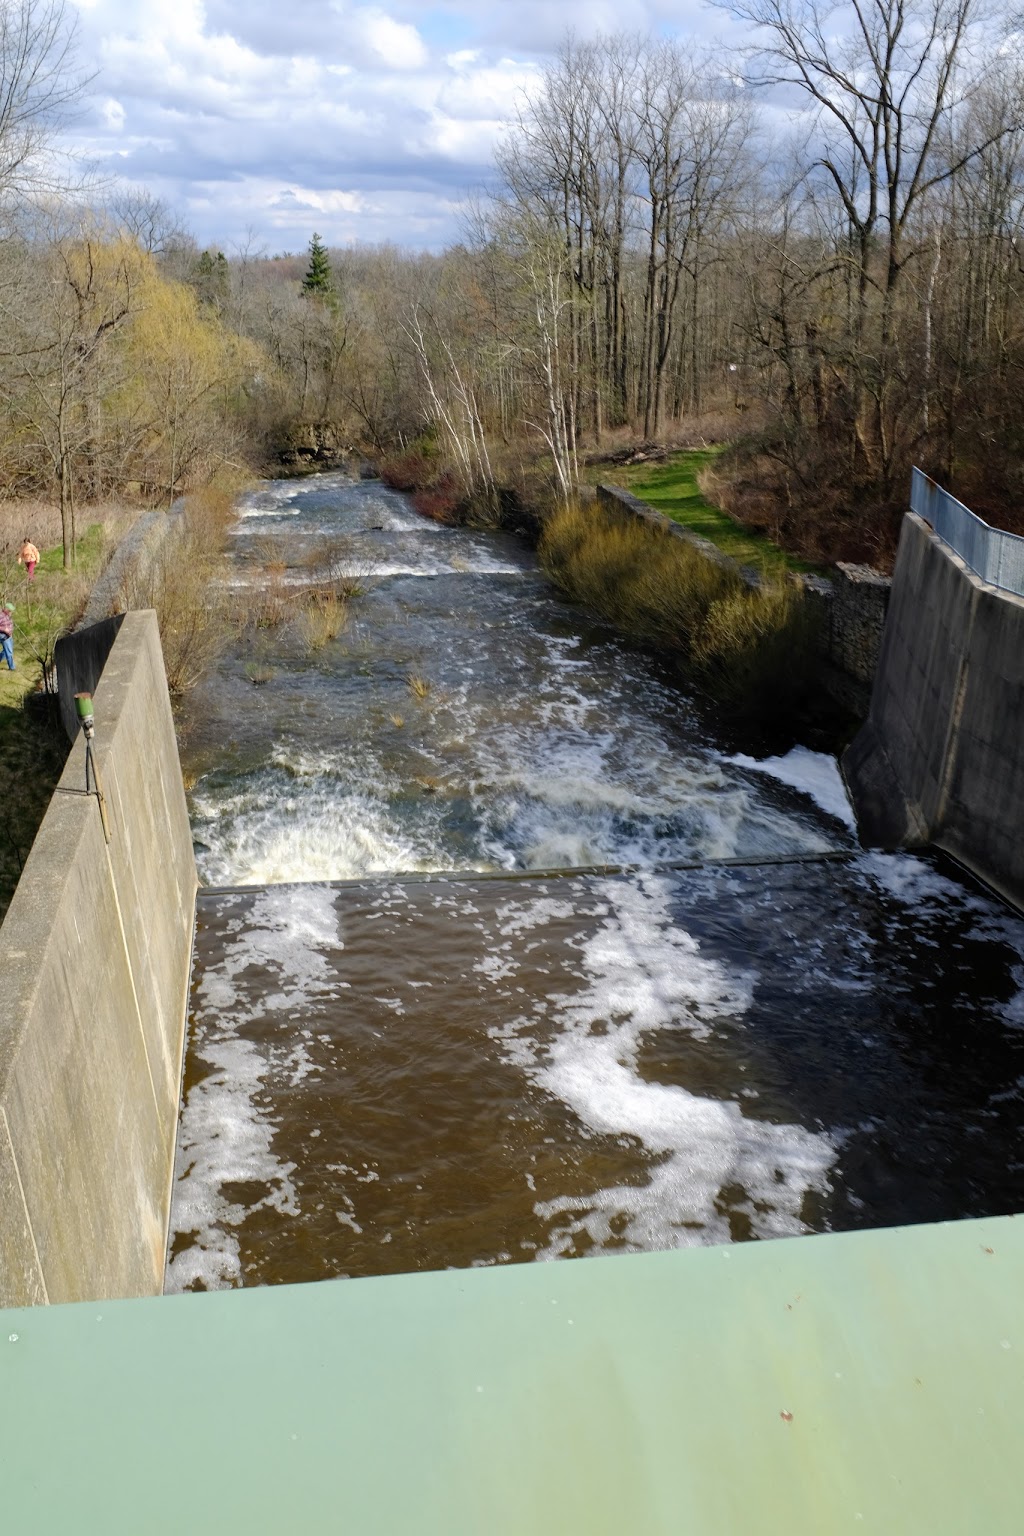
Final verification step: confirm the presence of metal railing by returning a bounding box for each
[911,466,1024,597]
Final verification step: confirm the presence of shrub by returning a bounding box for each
[692,580,817,708]
[379,450,431,492]
[298,592,347,652]
[252,535,288,577]
[308,534,379,598]
[411,473,460,524]
[540,500,816,716]
[120,519,230,692]
[540,503,739,651]
[244,661,275,686]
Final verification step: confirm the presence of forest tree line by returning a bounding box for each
[1,0,1023,565]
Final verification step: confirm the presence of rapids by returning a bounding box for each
[167,472,1024,1290]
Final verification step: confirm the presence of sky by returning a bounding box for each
[64,0,736,254]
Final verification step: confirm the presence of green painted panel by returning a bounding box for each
[2,1217,1023,1534]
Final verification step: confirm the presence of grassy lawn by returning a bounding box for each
[598,448,816,576]
[0,525,109,922]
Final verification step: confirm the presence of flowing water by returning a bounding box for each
[167,472,1024,1291]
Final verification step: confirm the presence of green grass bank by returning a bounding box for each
[0,524,117,921]
[596,449,818,576]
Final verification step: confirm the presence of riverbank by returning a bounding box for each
[374,440,869,742]
[166,469,1024,1294]
[0,512,138,920]
[588,447,817,577]
[538,497,818,732]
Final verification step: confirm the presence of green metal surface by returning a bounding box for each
[2,1216,1023,1534]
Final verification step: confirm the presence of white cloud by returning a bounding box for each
[101,97,125,130]
[62,0,723,250]
[355,7,428,69]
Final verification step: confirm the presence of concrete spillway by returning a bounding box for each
[168,851,1024,1293]
[0,611,195,1308]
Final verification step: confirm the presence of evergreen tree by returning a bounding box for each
[302,232,333,296]
[193,249,229,310]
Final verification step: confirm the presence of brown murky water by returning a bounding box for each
[166,474,1024,1292]
[169,862,1024,1290]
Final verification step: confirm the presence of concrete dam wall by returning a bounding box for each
[845,511,1024,910]
[0,611,196,1307]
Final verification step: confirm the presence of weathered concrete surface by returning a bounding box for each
[844,511,1024,909]
[0,611,196,1306]
[3,1214,1024,1534]
[54,614,125,742]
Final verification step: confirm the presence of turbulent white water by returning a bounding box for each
[186,471,861,888]
[168,471,1024,1291]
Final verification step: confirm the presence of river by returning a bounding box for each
[166,471,1024,1291]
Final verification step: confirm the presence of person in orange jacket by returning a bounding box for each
[17,538,39,580]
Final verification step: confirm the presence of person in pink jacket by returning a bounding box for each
[17,539,39,580]
[0,602,14,670]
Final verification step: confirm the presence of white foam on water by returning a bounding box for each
[191,770,468,886]
[488,877,835,1254]
[328,559,526,578]
[728,747,857,830]
[855,850,982,908]
[166,886,342,1292]
[473,746,833,872]
[856,851,1024,1028]
[165,1033,299,1292]
[194,472,850,888]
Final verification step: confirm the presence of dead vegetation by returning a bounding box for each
[119,485,240,693]
[539,501,817,715]
[298,591,347,653]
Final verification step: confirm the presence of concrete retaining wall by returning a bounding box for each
[0,611,196,1306]
[54,614,125,742]
[594,483,890,715]
[79,500,185,630]
[844,511,1024,909]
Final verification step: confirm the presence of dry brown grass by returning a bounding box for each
[118,484,251,693]
[182,484,240,539]
[298,591,348,652]
[243,583,289,629]
[252,534,289,577]
[540,500,817,714]
[244,661,276,686]
[0,500,138,570]
[407,672,431,700]
[120,517,230,693]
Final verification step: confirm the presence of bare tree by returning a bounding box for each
[0,0,88,204]
[0,214,142,563]
[718,0,1018,490]
[109,184,187,256]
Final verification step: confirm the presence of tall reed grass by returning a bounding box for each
[539,502,817,715]
[298,591,347,652]
[119,487,238,693]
